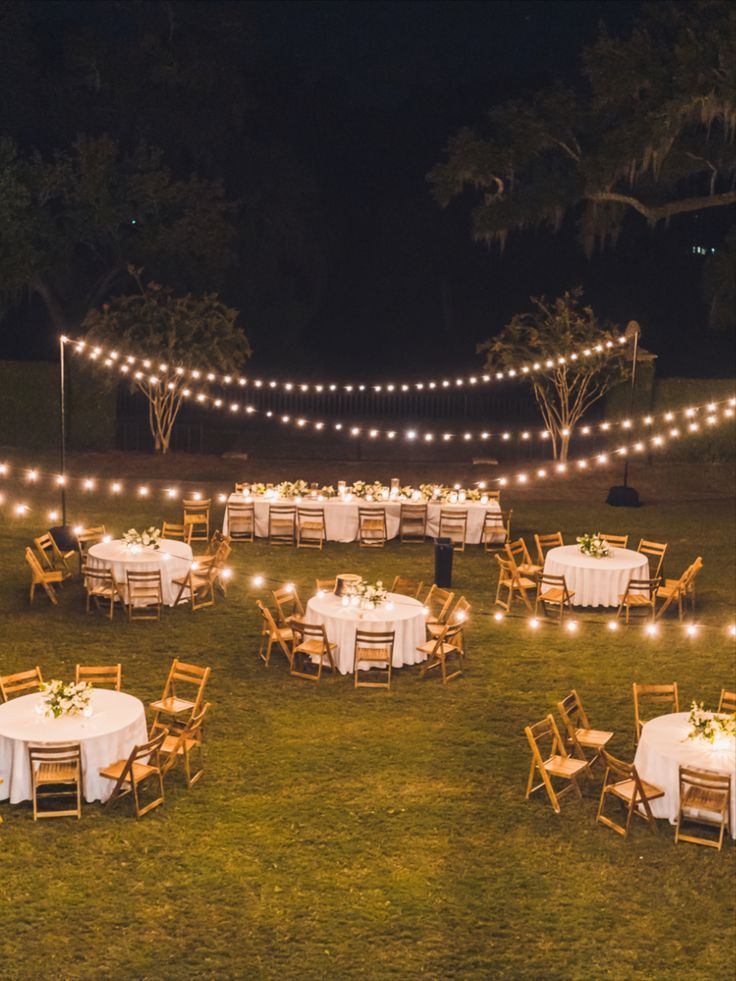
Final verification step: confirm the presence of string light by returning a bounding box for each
[64,331,629,396]
[0,395,732,514]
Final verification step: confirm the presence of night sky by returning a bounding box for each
[2,1,733,378]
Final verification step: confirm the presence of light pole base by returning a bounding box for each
[606,485,640,507]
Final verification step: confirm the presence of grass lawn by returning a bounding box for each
[0,462,734,980]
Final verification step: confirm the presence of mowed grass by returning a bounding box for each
[0,465,734,980]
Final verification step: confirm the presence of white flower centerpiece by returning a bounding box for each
[576,533,610,559]
[123,527,161,551]
[688,701,736,746]
[37,680,93,719]
[354,579,388,609]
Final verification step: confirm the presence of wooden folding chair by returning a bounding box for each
[126,570,163,621]
[636,539,668,579]
[718,689,736,713]
[399,504,427,543]
[505,538,543,578]
[256,600,294,667]
[315,578,337,594]
[353,629,395,690]
[438,507,468,551]
[675,767,732,850]
[75,663,122,690]
[494,554,535,613]
[76,525,106,572]
[0,666,43,702]
[422,584,455,626]
[173,557,217,611]
[617,577,660,623]
[596,749,665,837]
[150,659,211,731]
[417,621,465,683]
[358,507,387,547]
[156,702,211,789]
[633,682,679,740]
[290,621,337,681]
[297,507,326,549]
[183,498,211,542]
[535,573,575,622]
[482,508,512,552]
[655,558,702,621]
[533,532,564,566]
[390,576,424,599]
[427,596,470,639]
[162,521,192,543]
[83,566,124,619]
[557,689,613,768]
[34,531,75,579]
[100,731,166,818]
[272,584,304,625]
[25,547,62,605]
[599,533,629,549]
[524,714,588,813]
[268,505,296,545]
[227,501,255,543]
[28,743,82,820]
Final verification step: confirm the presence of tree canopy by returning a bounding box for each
[0,134,235,330]
[81,274,251,453]
[429,2,736,254]
[479,289,627,461]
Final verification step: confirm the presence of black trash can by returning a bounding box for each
[50,525,80,554]
[434,536,453,588]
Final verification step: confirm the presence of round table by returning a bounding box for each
[543,544,649,608]
[0,689,148,804]
[305,591,427,675]
[634,712,736,836]
[87,538,193,607]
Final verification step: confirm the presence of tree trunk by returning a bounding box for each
[559,430,571,462]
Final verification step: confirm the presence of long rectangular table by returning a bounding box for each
[222,494,504,544]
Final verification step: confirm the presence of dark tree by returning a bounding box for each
[430,2,736,254]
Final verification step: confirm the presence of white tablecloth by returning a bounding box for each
[305,591,427,674]
[0,689,148,804]
[87,538,193,607]
[223,495,502,544]
[634,712,736,836]
[543,544,649,608]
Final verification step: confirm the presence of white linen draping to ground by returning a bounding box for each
[223,495,503,544]
[634,712,736,836]
[542,544,649,608]
[0,689,148,804]
[305,591,427,674]
[87,538,193,607]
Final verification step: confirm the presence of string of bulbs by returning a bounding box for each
[0,396,733,519]
[245,576,736,641]
[63,333,735,445]
[62,331,629,395]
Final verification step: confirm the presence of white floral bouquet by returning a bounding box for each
[355,579,388,608]
[123,527,161,550]
[277,479,309,499]
[39,680,92,719]
[576,533,610,558]
[688,701,736,744]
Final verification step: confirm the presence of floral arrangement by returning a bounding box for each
[123,527,161,550]
[355,579,388,608]
[38,680,92,719]
[576,533,610,559]
[234,480,490,503]
[688,701,736,744]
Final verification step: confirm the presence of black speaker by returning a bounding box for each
[606,485,641,507]
[434,536,454,588]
